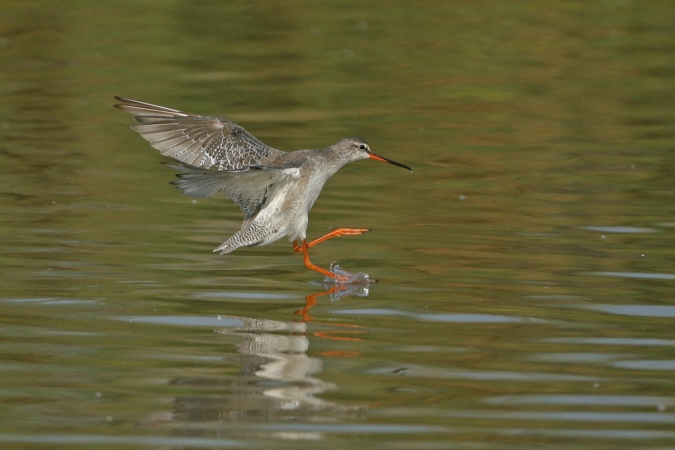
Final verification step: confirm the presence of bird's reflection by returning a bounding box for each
[297,282,370,323]
[167,285,370,423]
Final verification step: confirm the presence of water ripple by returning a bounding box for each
[332,309,544,323]
[593,272,675,280]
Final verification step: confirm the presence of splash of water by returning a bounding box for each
[323,263,374,286]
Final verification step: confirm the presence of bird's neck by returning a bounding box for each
[313,148,349,178]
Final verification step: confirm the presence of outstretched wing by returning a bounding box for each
[114,97,285,170]
[167,162,302,217]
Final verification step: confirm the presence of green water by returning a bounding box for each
[1,1,674,448]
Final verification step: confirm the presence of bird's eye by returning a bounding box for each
[358,144,368,151]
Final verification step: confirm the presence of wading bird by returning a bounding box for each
[114,97,411,280]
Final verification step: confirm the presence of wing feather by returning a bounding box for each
[114,97,285,170]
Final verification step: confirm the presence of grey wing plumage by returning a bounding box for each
[168,162,302,217]
[114,97,284,170]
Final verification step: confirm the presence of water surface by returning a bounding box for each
[1,1,674,448]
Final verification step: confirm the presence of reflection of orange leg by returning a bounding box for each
[296,286,365,347]
[296,285,342,322]
[292,228,369,278]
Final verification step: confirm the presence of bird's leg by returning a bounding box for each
[304,228,370,248]
[292,229,368,279]
[293,239,336,278]
[292,229,369,253]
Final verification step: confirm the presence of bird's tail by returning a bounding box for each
[214,240,238,255]
[214,221,271,255]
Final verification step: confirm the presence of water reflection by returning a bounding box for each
[215,316,341,416]
[167,286,369,423]
[297,283,370,322]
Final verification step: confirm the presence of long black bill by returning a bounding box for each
[369,153,413,172]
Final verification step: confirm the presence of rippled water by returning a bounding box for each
[1,1,674,448]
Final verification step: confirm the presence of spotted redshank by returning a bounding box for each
[114,97,411,279]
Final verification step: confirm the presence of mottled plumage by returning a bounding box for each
[114,97,411,278]
[113,97,282,170]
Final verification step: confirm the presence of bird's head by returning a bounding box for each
[333,137,412,172]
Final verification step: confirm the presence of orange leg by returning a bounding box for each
[296,239,335,278]
[292,228,369,278]
[306,228,369,248]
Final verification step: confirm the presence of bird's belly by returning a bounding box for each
[249,189,310,245]
[249,174,325,246]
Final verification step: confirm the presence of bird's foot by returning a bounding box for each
[331,227,370,236]
[324,263,376,285]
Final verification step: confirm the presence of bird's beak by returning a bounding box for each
[369,153,413,172]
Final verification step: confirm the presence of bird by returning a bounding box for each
[113,97,412,280]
